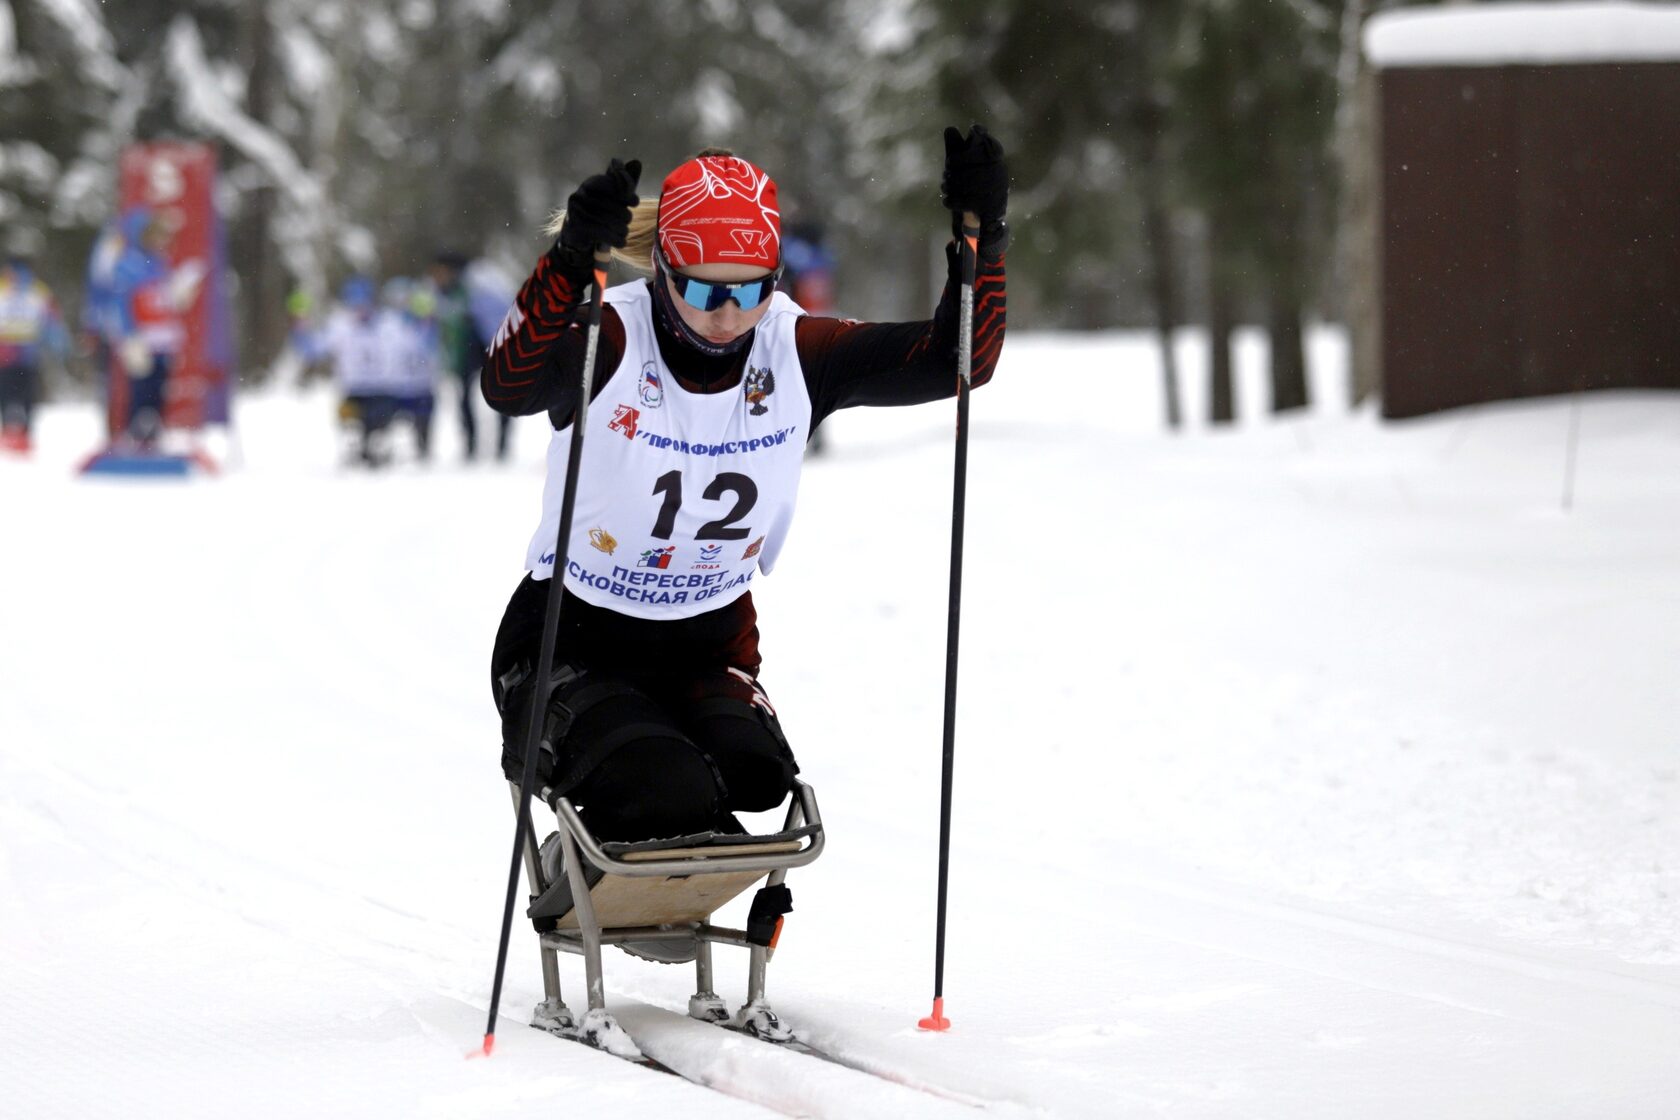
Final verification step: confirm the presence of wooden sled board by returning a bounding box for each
[556,840,802,930]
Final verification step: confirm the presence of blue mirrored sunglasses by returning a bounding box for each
[663,256,781,312]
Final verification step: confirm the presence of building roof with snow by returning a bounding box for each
[1366,1,1680,68]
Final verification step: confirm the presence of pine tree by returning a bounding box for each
[1172,0,1340,417]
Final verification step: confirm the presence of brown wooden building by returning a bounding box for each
[1365,4,1680,419]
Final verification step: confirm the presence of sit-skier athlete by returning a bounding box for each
[485,126,1009,847]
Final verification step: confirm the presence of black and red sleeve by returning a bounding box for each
[480,243,627,427]
[794,236,1005,425]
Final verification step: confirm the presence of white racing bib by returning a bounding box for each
[322,311,387,395]
[524,283,810,620]
[0,280,53,345]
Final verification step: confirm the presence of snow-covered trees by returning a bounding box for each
[3,0,1429,396]
[6,0,885,375]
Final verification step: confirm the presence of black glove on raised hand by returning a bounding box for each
[558,158,642,256]
[940,124,1008,231]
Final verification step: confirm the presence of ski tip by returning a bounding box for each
[916,998,951,1032]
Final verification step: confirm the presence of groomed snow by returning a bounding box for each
[4,327,1679,1118]
[1366,1,1680,67]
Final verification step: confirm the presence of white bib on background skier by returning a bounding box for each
[319,308,388,395]
[524,282,810,619]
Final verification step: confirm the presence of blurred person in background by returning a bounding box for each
[83,217,126,408]
[481,126,1008,844]
[778,220,838,458]
[108,208,204,449]
[292,275,397,468]
[779,221,836,315]
[429,250,519,462]
[0,231,69,453]
[382,277,440,463]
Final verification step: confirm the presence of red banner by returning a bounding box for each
[113,143,232,433]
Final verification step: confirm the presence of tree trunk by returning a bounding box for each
[238,0,286,377]
[431,15,483,257]
[1207,213,1237,425]
[1130,85,1182,432]
[1344,59,1382,409]
[1335,0,1381,409]
[1140,167,1182,431]
[909,227,937,327]
[1265,180,1311,414]
[1267,292,1309,413]
[310,1,356,294]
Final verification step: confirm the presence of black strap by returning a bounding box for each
[493,660,530,712]
[747,884,794,947]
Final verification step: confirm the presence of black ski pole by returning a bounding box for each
[920,212,980,1033]
[479,246,613,1057]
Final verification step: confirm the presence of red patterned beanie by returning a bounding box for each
[657,156,781,271]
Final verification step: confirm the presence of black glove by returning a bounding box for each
[940,124,1008,231]
[558,157,642,255]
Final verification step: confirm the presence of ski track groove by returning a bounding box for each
[531,1032,801,1118]
[615,999,1028,1119]
[717,1021,995,1110]
[1115,870,1680,1009]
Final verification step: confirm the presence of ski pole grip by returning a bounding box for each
[591,247,612,297]
[584,246,612,329]
[959,213,979,289]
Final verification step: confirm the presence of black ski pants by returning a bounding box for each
[492,577,797,842]
[461,368,513,461]
[0,362,38,431]
[125,354,171,441]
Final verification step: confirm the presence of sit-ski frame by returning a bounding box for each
[509,778,825,1046]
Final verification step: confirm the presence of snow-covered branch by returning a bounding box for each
[30,0,123,89]
[164,14,329,291]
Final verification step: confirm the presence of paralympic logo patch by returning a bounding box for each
[639,363,664,408]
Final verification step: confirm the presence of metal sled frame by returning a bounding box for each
[509,778,825,1037]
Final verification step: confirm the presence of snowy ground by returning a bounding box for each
[4,328,1679,1118]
